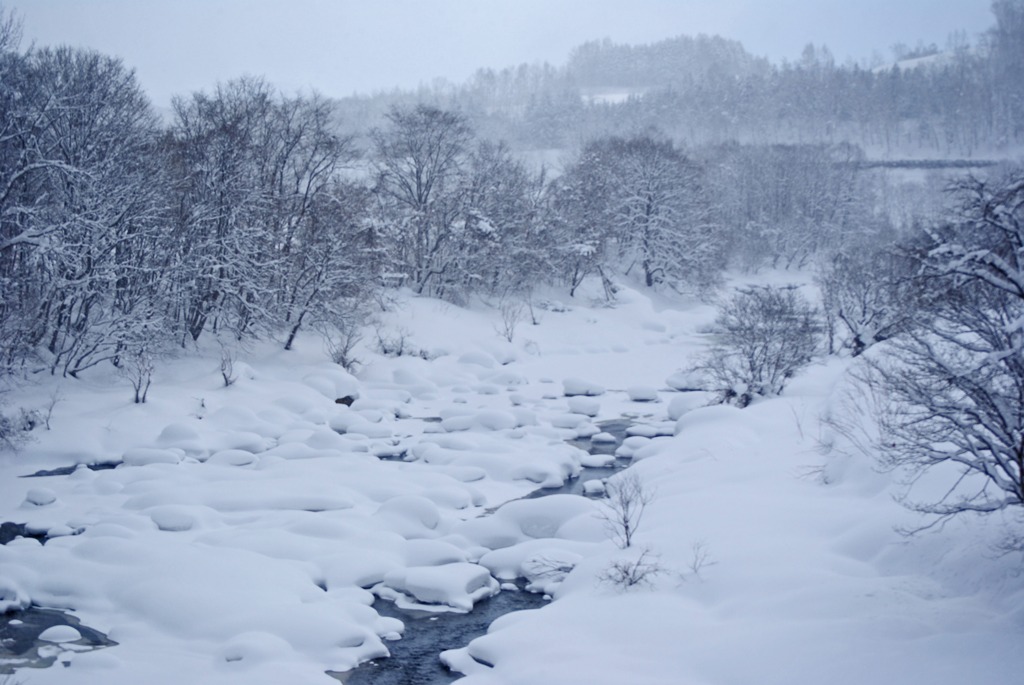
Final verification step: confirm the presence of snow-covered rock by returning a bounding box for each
[567,396,600,416]
[38,625,82,643]
[23,488,57,507]
[626,385,659,402]
[563,378,605,397]
[380,563,499,612]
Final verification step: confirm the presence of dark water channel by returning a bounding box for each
[530,418,632,498]
[1,463,121,674]
[21,461,120,478]
[0,607,116,675]
[334,579,545,685]
[338,419,634,684]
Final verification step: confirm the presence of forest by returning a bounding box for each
[0,2,1018,376]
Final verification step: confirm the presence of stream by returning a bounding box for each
[0,607,116,675]
[336,418,635,684]
[2,419,641,681]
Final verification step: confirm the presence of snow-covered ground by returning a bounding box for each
[1,277,1023,684]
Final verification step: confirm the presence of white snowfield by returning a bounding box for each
[1,279,1022,684]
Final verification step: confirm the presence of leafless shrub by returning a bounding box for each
[599,546,665,590]
[374,325,415,357]
[319,309,367,373]
[118,348,154,404]
[219,346,237,387]
[42,386,63,430]
[495,298,525,342]
[683,540,716,580]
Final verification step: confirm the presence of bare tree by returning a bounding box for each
[219,345,237,387]
[599,471,654,549]
[0,4,21,54]
[816,236,922,356]
[495,298,525,342]
[554,133,722,295]
[118,347,154,404]
[279,179,370,351]
[370,104,473,296]
[0,47,168,378]
[865,168,1024,527]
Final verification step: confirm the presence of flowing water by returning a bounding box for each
[337,418,635,684]
[332,579,545,685]
[2,419,637,681]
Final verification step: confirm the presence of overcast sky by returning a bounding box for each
[6,0,997,107]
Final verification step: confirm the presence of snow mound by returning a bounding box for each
[24,488,57,507]
[458,494,601,549]
[665,369,705,391]
[580,452,615,467]
[667,392,711,420]
[219,631,293,664]
[375,495,443,537]
[0,577,30,612]
[148,506,197,532]
[626,385,659,402]
[563,378,605,397]
[122,448,182,466]
[205,448,258,464]
[567,396,600,417]
[38,625,82,643]
[380,563,499,612]
[615,436,651,458]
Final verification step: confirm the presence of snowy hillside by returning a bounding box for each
[2,279,1022,684]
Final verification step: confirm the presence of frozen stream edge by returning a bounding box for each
[333,419,634,685]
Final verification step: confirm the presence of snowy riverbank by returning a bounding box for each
[2,280,1022,684]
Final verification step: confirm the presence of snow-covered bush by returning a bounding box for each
[697,285,821,407]
[0,404,38,451]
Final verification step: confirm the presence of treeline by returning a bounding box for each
[395,1,1024,154]
[0,4,1006,385]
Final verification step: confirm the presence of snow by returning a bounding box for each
[626,385,659,402]
[379,562,499,612]
[562,378,605,397]
[24,488,58,507]
[566,396,600,417]
[1,277,1023,684]
[0,577,30,612]
[38,625,82,643]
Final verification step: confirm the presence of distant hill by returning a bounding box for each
[565,34,771,89]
